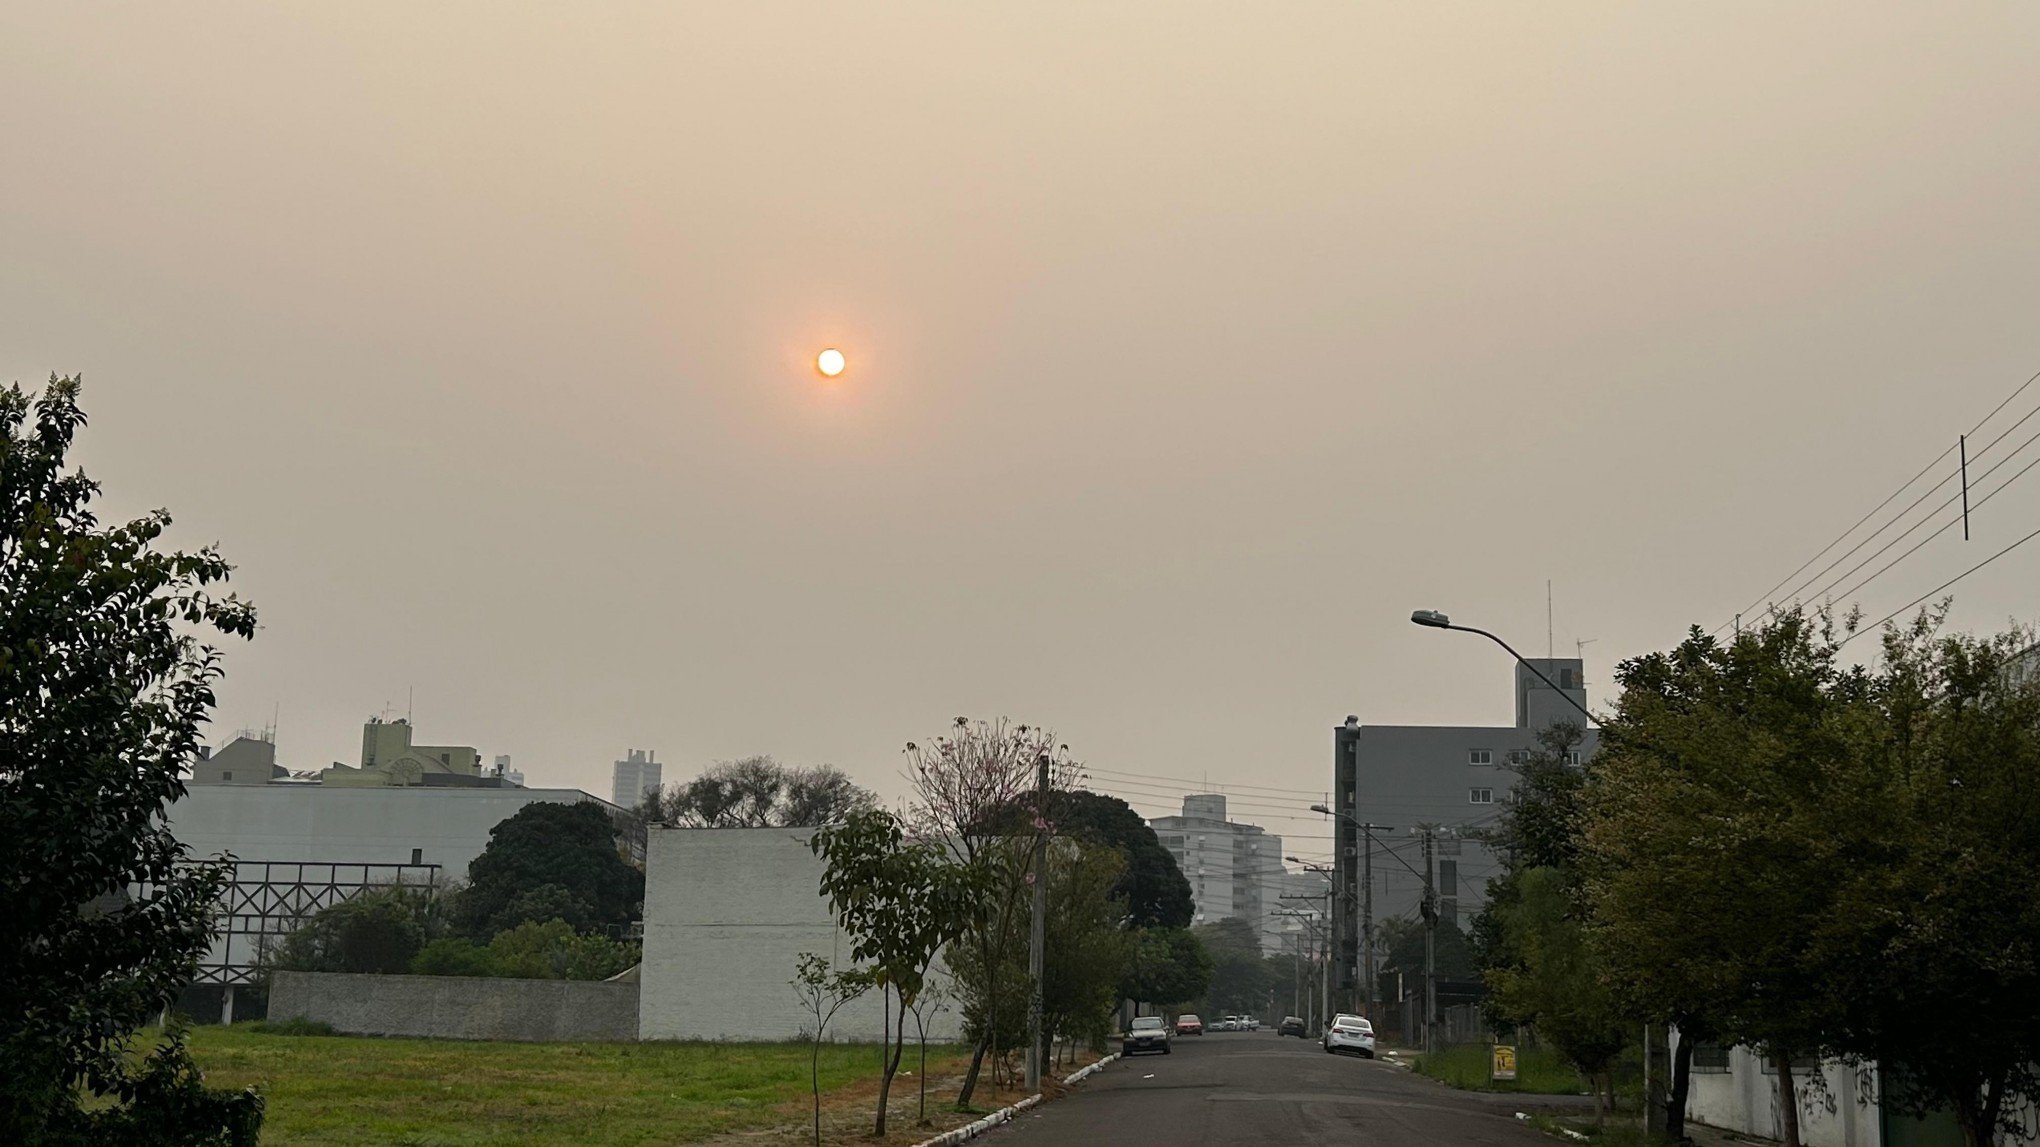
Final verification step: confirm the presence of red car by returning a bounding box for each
[1174,1014,1204,1036]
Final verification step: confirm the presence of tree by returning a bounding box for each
[812,808,977,1136]
[458,801,644,940]
[266,886,434,974]
[657,756,875,828]
[1486,867,1630,1120]
[1192,918,1272,1016]
[1379,916,1477,983]
[1122,928,1212,1012]
[1583,610,1875,1147]
[904,717,1080,1105]
[1040,841,1134,1065]
[1005,790,1193,929]
[1824,616,2040,1145]
[0,376,263,1143]
[791,954,872,1147]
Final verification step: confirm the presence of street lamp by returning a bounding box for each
[1409,609,1596,723]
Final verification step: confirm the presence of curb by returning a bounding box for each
[909,1053,1122,1147]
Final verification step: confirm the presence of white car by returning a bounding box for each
[1322,1013,1377,1057]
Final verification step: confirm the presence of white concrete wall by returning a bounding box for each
[166,784,606,878]
[1680,1038,1882,1147]
[638,826,963,1043]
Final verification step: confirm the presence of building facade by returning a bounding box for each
[1148,794,1288,953]
[638,826,962,1042]
[1330,658,1600,1012]
[612,748,661,810]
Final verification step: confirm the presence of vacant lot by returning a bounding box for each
[180,1024,1050,1146]
[1411,1042,1589,1094]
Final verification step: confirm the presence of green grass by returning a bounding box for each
[177,1024,966,1146]
[1412,1043,1590,1094]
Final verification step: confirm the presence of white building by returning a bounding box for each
[638,826,962,1043]
[1148,794,1287,952]
[612,748,661,810]
[167,783,614,878]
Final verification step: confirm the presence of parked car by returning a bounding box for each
[1218,1016,1239,1031]
[1174,1013,1205,1036]
[1122,1015,1173,1056]
[1243,1016,1261,1031]
[1277,1016,1307,1038]
[1322,1013,1377,1058]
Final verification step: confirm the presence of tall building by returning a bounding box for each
[319,717,484,787]
[612,748,661,810]
[1330,657,1599,1010]
[488,754,525,787]
[1148,794,1288,953]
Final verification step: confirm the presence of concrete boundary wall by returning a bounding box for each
[270,971,638,1042]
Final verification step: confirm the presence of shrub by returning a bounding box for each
[410,938,498,978]
[486,920,639,980]
[266,887,432,974]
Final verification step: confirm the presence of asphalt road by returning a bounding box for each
[992,1033,1573,1146]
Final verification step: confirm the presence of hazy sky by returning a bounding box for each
[8,4,2040,856]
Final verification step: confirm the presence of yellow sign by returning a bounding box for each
[1492,1045,1518,1082]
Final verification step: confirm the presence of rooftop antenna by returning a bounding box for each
[407,686,414,724]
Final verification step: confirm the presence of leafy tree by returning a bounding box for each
[1040,841,1134,1064]
[0,376,263,1143]
[905,717,1080,1105]
[1122,928,1212,1011]
[1379,915,1478,983]
[791,954,872,1147]
[1486,867,1630,1120]
[1583,610,1874,1147]
[410,937,497,977]
[812,808,978,1136]
[1826,617,2040,1146]
[1191,918,1271,1016]
[987,790,1192,929]
[657,756,875,828]
[484,918,638,980]
[458,801,643,940]
[267,886,434,974]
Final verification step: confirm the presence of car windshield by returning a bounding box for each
[1180,1015,1201,1022]
[1130,1017,1164,1031]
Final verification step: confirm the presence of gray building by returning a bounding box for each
[612,748,661,810]
[1149,794,1288,952]
[1329,658,1598,1010]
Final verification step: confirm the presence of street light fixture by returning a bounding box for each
[1408,609,1597,724]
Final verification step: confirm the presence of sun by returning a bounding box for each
[816,348,846,378]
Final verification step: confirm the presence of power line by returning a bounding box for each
[1717,365,2040,633]
[1083,763,1326,798]
[1839,519,2040,648]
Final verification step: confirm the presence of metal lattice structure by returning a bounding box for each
[157,860,441,985]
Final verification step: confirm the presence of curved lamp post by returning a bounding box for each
[1409,609,1596,724]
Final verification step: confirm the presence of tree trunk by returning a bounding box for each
[1666,1027,1695,1144]
[917,1013,929,1124]
[1775,1051,1802,1147]
[875,986,908,1137]
[810,1036,824,1147]
[955,1033,991,1108]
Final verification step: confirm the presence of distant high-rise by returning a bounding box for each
[1147,794,1287,952]
[612,749,661,809]
[490,754,525,787]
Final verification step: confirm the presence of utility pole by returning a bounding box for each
[1357,822,1392,1021]
[1024,753,1048,1094]
[1421,826,1438,1053]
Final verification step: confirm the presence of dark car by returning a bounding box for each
[1122,1015,1173,1056]
[1278,1015,1307,1038]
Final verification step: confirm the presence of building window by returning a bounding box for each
[1470,788,1494,804]
[411,848,423,865]
[1760,1053,1819,1076]
[1439,860,1458,898]
[1469,749,1492,766]
[220,771,232,781]
[1566,751,1582,766]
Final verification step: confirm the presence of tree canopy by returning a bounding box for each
[458,801,644,940]
[655,756,876,828]
[0,376,263,1143]
[982,789,1194,929]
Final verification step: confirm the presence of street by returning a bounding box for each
[994,1034,1583,1146]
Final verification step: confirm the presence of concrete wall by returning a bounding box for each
[269,971,638,1042]
[1680,1038,1882,1147]
[639,826,964,1043]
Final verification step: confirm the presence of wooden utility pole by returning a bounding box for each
[1024,753,1049,1094]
